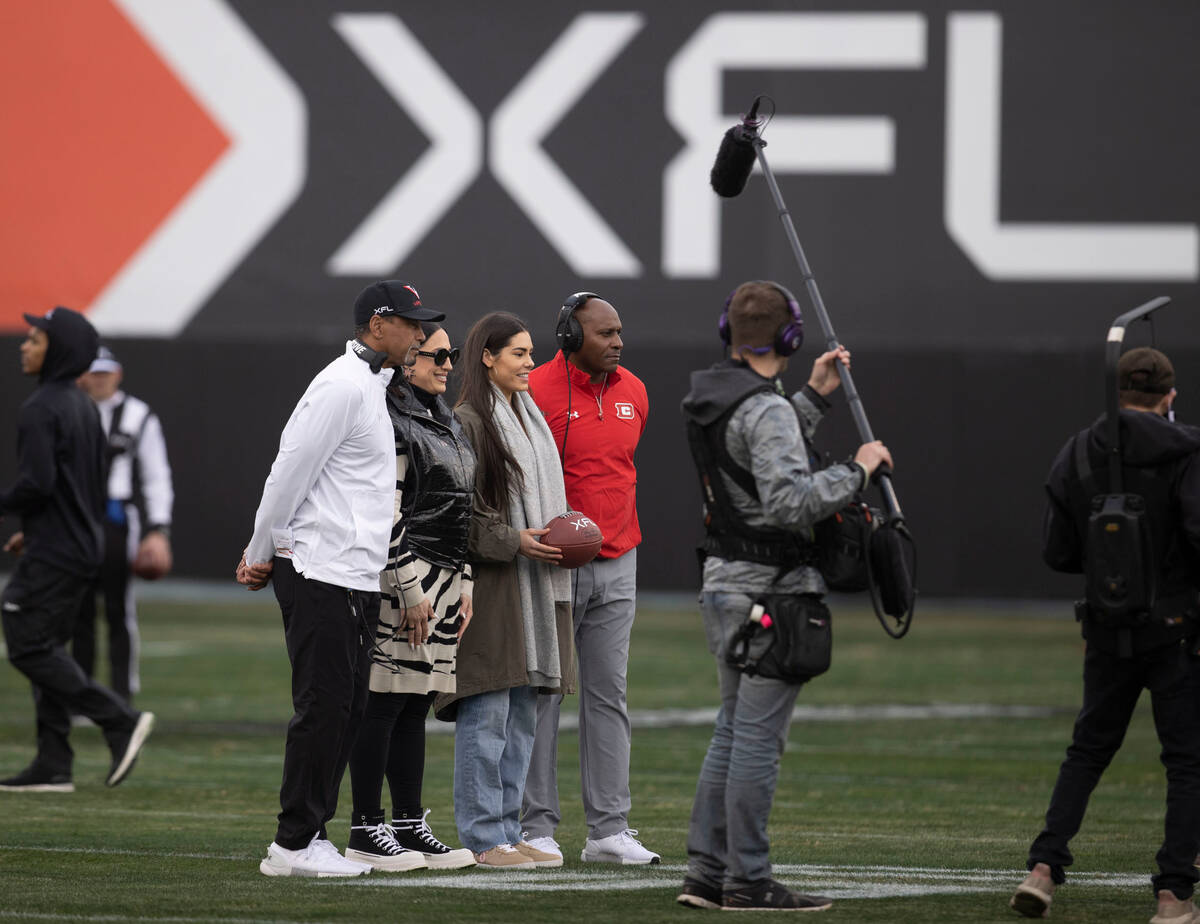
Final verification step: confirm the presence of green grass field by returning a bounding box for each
[0,591,1177,923]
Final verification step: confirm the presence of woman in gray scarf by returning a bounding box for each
[437,312,576,870]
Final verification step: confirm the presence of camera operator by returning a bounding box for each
[1011,347,1200,922]
[676,281,891,912]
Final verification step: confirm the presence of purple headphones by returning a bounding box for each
[718,281,804,356]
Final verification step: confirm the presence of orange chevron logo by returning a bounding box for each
[0,0,228,332]
[0,0,305,336]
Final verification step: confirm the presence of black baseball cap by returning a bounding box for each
[353,280,445,327]
[23,306,66,330]
[1118,346,1175,395]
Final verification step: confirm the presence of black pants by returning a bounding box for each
[1,558,138,776]
[272,557,378,851]
[349,689,435,819]
[73,519,134,701]
[1028,640,1200,899]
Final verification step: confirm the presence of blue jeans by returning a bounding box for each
[686,591,805,888]
[453,684,538,853]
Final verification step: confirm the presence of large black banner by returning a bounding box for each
[1,1,1196,597]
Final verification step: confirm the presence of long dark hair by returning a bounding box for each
[455,311,528,512]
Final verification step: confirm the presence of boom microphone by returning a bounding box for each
[710,127,757,198]
[710,98,764,198]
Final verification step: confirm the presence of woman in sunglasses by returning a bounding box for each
[345,322,477,872]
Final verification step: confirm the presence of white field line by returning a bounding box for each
[0,845,1150,899]
[429,703,1060,733]
[0,698,1062,731]
[339,862,1148,896]
[0,846,1146,892]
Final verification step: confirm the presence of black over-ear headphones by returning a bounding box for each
[718,281,804,357]
[555,291,601,357]
[350,338,387,374]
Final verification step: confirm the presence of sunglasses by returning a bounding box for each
[415,347,459,366]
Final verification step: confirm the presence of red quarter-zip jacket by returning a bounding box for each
[529,350,648,558]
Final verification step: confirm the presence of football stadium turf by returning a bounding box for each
[0,592,1177,922]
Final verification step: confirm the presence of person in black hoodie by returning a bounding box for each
[1011,347,1200,923]
[0,307,154,793]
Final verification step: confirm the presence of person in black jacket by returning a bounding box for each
[1011,347,1200,923]
[0,308,154,793]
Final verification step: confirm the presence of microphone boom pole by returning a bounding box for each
[750,132,904,521]
[717,100,916,638]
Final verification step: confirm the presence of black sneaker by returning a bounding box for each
[677,876,723,910]
[345,811,426,872]
[722,879,833,912]
[0,764,74,793]
[106,711,155,787]
[391,809,476,869]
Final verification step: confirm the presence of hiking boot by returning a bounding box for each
[521,833,563,864]
[677,876,723,910]
[345,811,426,871]
[1011,863,1056,919]
[391,809,475,869]
[106,711,155,787]
[0,764,74,793]
[515,839,564,868]
[581,828,660,865]
[475,844,535,870]
[260,837,371,877]
[722,879,833,912]
[1151,889,1200,924]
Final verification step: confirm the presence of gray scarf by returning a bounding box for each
[489,385,571,688]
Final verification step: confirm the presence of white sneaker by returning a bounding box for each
[259,838,372,877]
[581,828,660,865]
[521,834,563,862]
[105,711,155,787]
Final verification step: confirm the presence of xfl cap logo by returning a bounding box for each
[615,402,635,420]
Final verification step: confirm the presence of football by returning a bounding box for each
[543,510,604,569]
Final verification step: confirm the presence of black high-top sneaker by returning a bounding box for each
[345,810,426,872]
[391,809,476,869]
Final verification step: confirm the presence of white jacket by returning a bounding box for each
[245,342,395,591]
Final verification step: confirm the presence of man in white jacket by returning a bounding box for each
[237,281,443,878]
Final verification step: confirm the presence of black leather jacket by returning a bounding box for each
[387,383,476,571]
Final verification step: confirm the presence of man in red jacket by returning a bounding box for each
[520,292,659,865]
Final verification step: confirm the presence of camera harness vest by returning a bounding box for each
[686,374,818,570]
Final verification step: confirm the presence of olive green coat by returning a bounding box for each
[434,403,575,721]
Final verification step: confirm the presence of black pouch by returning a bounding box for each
[725,594,832,684]
[869,521,915,617]
[816,501,875,592]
